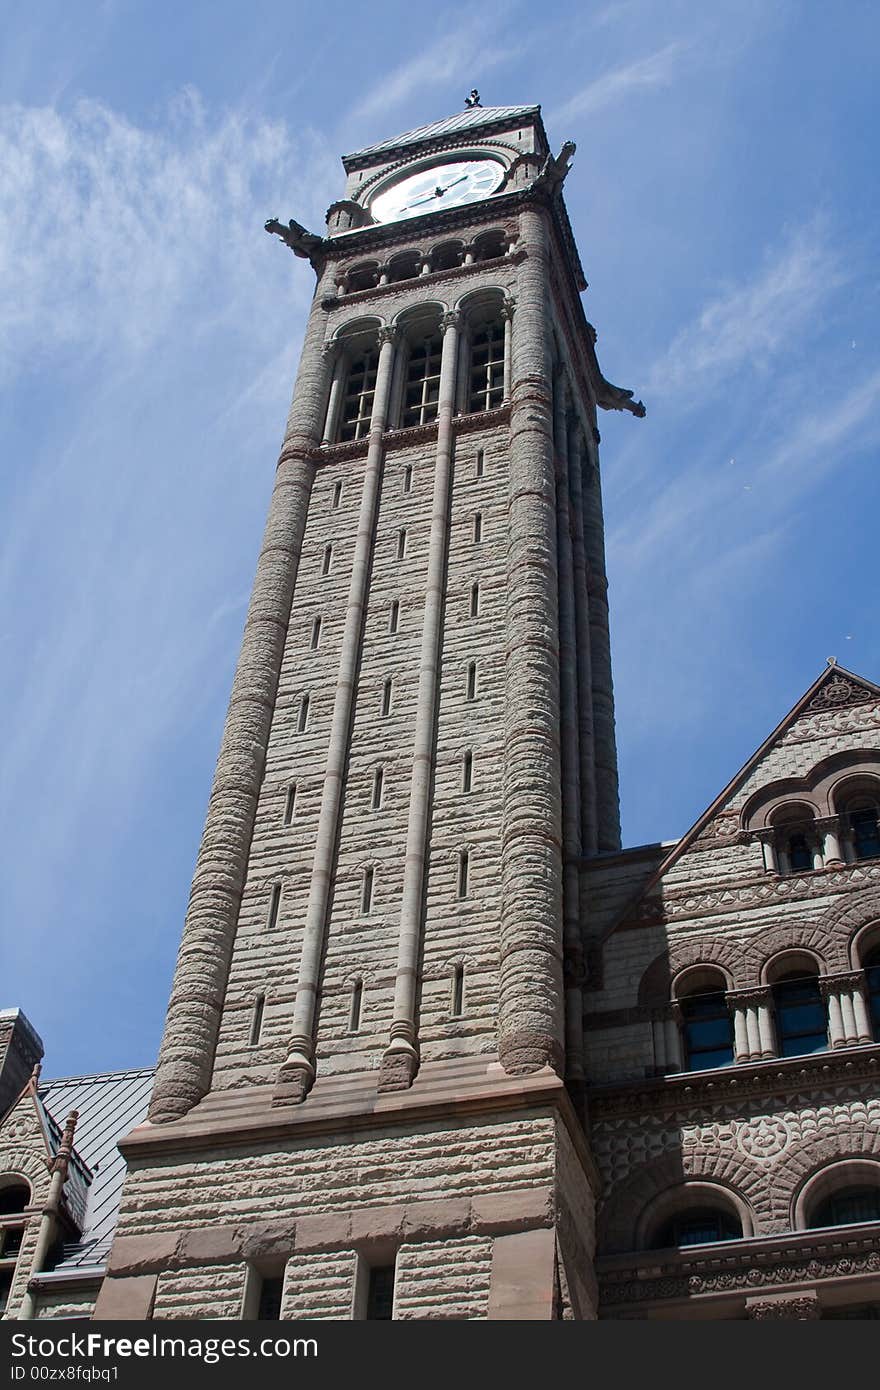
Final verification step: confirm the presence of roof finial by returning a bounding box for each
[827,655,838,667]
[464,89,481,109]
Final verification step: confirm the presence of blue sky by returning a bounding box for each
[2,0,879,1075]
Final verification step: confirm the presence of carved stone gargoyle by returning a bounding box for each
[534,140,577,193]
[596,382,647,418]
[264,217,324,262]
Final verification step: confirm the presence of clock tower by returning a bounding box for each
[101,100,645,1321]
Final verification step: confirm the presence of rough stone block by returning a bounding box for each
[107,1232,182,1275]
[471,1185,554,1234]
[93,1274,157,1320]
[487,1228,556,1319]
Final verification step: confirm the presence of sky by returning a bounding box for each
[2,0,879,1076]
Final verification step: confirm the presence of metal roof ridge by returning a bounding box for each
[39,1066,155,1089]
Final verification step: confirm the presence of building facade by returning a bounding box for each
[2,100,879,1321]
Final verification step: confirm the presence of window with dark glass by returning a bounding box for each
[402,336,442,427]
[339,351,378,442]
[851,806,880,860]
[786,832,813,871]
[257,1275,284,1320]
[366,1263,396,1320]
[469,323,504,413]
[772,973,827,1056]
[655,1208,741,1248]
[865,948,880,1039]
[680,992,734,1070]
[812,1187,880,1228]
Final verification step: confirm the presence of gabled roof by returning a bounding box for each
[611,664,880,926]
[39,1067,154,1271]
[343,104,542,168]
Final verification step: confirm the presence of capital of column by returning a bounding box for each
[376,325,400,347]
[320,340,339,363]
[439,310,461,334]
[728,986,772,1009]
[818,969,867,996]
[501,296,516,321]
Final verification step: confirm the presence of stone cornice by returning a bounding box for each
[588,1042,880,1118]
[598,1224,880,1308]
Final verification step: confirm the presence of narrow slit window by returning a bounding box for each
[349,979,363,1032]
[476,449,485,478]
[322,544,333,576]
[470,582,480,617]
[451,965,465,1017]
[310,616,322,649]
[283,784,297,825]
[466,662,477,701]
[362,867,375,914]
[458,850,470,898]
[473,512,483,543]
[397,528,407,560]
[462,750,473,793]
[381,678,393,717]
[389,600,400,634]
[257,1275,284,1321]
[403,465,413,494]
[267,883,282,931]
[297,694,310,732]
[366,1263,396,1321]
[249,994,265,1045]
[372,766,384,810]
[332,480,343,509]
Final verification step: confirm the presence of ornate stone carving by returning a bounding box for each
[264,217,324,262]
[746,1295,821,1319]
[735,1117,790,1161]
[806,674,875,713]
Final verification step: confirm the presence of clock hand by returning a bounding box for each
[405,174,472,210]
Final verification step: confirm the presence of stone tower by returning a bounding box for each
[100,101,644,1321]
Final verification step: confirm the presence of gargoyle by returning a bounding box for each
[596,382,647,418]
[534,140,577,192]
[264,217,324,261]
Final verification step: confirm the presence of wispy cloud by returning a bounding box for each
[549,40,688,126]
[347,5,524,127]
[645,217,846,401]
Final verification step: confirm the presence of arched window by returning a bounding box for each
[812,1187,880,1228]
[339,349,378,441]
[430,241,464,272]
[679,990,734,1071]
[653,1208,742,1249]
[0,1178,31,1315]
[468,321,505,413]
[346,262,380,293]
[769,803,819,875]
[387,251,421,284]
[402,334,443,427]
[472,230,507,262]
[850,804,880,861]
[771,966,827,1057]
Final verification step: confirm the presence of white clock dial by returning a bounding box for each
[369,159,504,223]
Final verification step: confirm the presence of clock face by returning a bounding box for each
[369,159,504,223]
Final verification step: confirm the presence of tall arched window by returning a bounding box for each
[469,321,505,413]
[654,1208,742,1248]
[769,803,819,875]
[771,966,827,1056]
[402,335,443,427]
[339,350,378,441]
[675,970,734,1071]
[850,804,880,860]
[812,1187,880,1227]
[0,1178,31,1316]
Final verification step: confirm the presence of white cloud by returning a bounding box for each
[646,217,845,400]
[549,41,688,126]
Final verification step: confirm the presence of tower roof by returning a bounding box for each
[342,104,542,169]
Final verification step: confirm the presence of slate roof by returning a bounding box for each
[343,104,541,167]
[39,1068,154,1271]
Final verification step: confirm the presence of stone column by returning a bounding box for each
[853,978,874,1043]
[730,988,774,1061]
[380,313,459,1092]
[553,367,585,1095]
[758,831,778,873]
[455,327,470,415]
[275,324,398,1104]
[651,1013,668,1072]
[498,204,564,1078]
[821,972,873,1047]
[732,1005,750,1063]
[502,297,515,403]
[665,1004,683,1071]
[819,816,843,867]
[580,432,621,851]
[321,346,345,445]
[149,264,336,1124]
[568,426,598,858]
